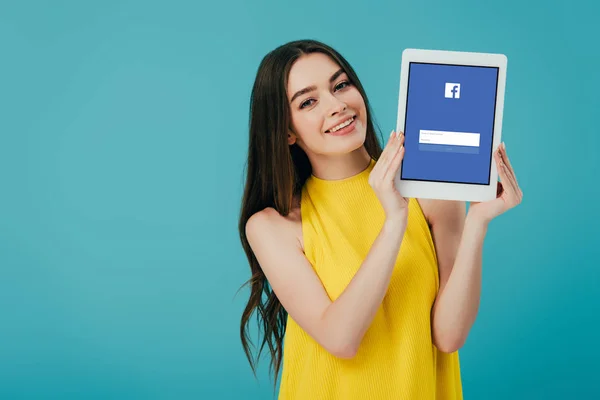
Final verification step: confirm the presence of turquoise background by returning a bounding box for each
[1,0,598,398]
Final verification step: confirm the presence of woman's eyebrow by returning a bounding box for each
[290,69,345,103]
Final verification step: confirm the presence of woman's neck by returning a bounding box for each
[309,147,372,181]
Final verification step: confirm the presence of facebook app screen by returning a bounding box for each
[401,62,499,185]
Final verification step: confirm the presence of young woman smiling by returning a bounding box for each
[238,39,522,400]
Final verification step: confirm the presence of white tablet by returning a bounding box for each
[394,48,507,202]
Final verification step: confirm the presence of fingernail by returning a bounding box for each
[396,131,402,138]
[390,130,395,138]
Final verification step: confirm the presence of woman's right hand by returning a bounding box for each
[368,130,409,223]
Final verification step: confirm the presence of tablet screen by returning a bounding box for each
[401,62,499,185]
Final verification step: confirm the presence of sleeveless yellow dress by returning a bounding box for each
[278,158,463,399]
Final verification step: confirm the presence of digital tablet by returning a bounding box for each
[394,48,507,202]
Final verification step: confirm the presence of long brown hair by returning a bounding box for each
[237,39,384,389]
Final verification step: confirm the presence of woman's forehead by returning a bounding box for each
[287,53,343,91]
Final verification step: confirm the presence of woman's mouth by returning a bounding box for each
[325,116,357,136]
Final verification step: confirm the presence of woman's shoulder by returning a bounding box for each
[248,198,304,252]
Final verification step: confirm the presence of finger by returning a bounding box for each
[500,161,521,204]
[495,150,513,190]
[385,130,403,149]
[377,130,399,164]
[495,151,519,202]
[499,143,520,189]
[498,144,523,199]
[383,132,404,175]
[384,137,405,183]
[374,131,403,175]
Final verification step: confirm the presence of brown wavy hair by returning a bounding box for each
[237,39,384,391]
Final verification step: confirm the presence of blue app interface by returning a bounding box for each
[401,62,499,185]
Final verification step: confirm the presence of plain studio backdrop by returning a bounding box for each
[1,0,598,398]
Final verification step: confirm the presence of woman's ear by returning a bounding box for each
[287,131,297,145]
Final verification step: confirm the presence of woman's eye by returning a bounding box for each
[335,81,350,91]
[300,99,315,109]
[299,82,351,109]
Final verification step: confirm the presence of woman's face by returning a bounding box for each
[286,53,367,156]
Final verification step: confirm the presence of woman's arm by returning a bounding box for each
[425,200,486,353]
[321,217,406,357]
[426,143,523,353]
[246,210,406,359]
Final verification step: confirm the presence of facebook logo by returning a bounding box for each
[445,83,461,99]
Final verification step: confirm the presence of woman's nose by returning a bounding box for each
[326,95,347,116]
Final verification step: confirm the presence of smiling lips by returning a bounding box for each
[325,115,356,133]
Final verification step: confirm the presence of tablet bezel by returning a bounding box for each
[394,48,507,202]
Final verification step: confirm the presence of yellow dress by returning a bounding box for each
[278,158,463,399]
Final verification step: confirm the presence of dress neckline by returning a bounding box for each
[308,158,375,185]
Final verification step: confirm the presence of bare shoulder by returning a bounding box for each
[246,202,304,252]
[243,199,351,358]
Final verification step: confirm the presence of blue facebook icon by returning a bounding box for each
[445,82,461,99]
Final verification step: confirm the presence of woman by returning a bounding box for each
[238,39,522,400]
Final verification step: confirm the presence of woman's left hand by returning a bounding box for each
[468,142,523,224]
